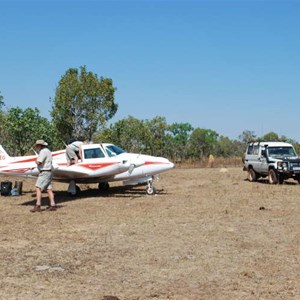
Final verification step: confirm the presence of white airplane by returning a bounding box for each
[0,143,174,195]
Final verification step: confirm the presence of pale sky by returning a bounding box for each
[1,0,300,141]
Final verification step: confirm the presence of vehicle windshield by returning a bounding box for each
[105,144,126,157]
[267,146,297,158]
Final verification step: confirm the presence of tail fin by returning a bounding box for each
[0,145,11,162]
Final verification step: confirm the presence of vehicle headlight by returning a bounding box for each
[277,162,288,170]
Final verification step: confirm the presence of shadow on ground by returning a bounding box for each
[243,178,299,185]
[20,185,167,207]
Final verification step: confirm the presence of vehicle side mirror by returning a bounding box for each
[261,150,266,157]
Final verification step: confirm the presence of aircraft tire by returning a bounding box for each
[68,185,81,196]
[146,185,156,195]
[98,182,109,191]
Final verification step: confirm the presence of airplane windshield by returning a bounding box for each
[267,146,296,158]
[105,145,126,157]
[84,148,105,159]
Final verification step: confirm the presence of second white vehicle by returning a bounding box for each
[243,141,300,184]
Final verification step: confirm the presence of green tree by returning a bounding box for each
[95,116,149,153]
[238,130,256,143]
[51,66,118,142]
[293,142,300,155]
[0,93,7,145]
[145,116,168,156]
[95,116,170,156]
[0,92,4,111]
[261,131,280,141]
[215,136,235,157]
[188,128,219,159]
[5,107,58,155]
[166,122,193,160]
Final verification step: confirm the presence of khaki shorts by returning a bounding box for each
[35,171,53,191]
[66,146,78,162]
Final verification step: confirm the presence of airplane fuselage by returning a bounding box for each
[0,143,174,190]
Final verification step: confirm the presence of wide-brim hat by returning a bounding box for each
[35,139,48,146]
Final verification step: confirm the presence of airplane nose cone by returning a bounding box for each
[157,158,175,171]
[168,161,175,169]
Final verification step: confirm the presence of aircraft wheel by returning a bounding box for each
[146,185,156,195]
[69,185,81,196]
[98,182,109,191]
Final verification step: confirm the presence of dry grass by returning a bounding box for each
[175,157,243,169]
[0,167,299,300]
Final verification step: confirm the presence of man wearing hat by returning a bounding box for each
[30,139,56,212]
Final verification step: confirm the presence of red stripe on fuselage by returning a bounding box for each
[12,157,36,163]
[79,162,119,171]
[144,161,169,165]
[11,151,65,164]
[2,168,31,173]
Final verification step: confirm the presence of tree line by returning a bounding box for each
[1,66,299,160]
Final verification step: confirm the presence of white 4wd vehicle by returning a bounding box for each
[243,141,300,184]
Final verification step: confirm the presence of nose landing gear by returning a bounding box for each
[146,179,157,195]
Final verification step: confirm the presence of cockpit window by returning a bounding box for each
[84,148,105,159]
[105,145,126,157]
[267,147,296,158]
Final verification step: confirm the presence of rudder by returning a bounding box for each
[0,145,11,162]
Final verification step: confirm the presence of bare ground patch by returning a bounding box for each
[0,168,299,299]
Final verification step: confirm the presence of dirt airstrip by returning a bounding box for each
[0,167,299,300]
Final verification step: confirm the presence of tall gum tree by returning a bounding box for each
[51,66,118,142]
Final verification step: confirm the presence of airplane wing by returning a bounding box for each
[52,159,131,182]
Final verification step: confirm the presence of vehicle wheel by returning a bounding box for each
[98,182,109,191]
[278,174,284,184]
[248,169,257,182]
[146,185,156,195]
[268,169,278,184]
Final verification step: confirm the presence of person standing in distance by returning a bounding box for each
[30,139,56,212]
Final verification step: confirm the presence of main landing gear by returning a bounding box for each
[67,178,158,196]
[68,180,81,196]
[98,182,109,191]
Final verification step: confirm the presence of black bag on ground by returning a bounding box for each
[1,181,12,196]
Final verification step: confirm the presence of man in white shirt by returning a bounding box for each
[30,139,56,212]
